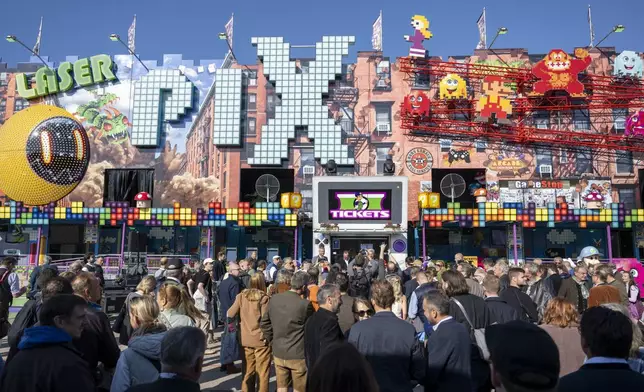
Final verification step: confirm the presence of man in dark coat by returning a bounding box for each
[72,272,121,373]
[408,271,438,335]
[0,294,95,392]
[334,273,355,335]
[423,291,472,392]
[261,271,314,392]
[127,327,205,392]
[27,256,58,299]
[403,266,420,301]
[558,265,589,314]
[559,307,644,391]
[218,262,243,373]
[348,280,425,392]
[482,275,519,324]
[304,284,343,369]
[499,268,538,323]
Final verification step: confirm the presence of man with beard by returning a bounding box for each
[304,284,343,369]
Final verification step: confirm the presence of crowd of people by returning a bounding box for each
[0,244,644,391]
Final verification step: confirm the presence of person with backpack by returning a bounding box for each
[111,296,167,392]
[349,254,371,299]
[0,257,26,340]
[442,270,492,392]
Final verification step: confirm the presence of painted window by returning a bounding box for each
[613,108,628,132]
[340,106,354,134]
[222,171,227,190]
[413,73,430,89]
[534,110,550,129]
[535,147,553,167]
[374,104,392,134]
[376,145,394,174]
[13,98,29,112]
[439,139,452,152]
[374,59,391,90]
[572,101,590,130]
[575,149,592,174]
[559,148,569,164]
[617,187,636,209]
[248,93,257,111]
[616,151,633,173]
[247,117,256,136]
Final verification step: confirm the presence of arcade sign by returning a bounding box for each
[328,190,392,220]
[16,54,117,100]
[510,180,570,189]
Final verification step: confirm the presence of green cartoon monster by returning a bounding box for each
[75,92,131,144]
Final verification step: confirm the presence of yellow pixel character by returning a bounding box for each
[439,74,468,99]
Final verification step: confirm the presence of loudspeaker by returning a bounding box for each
[127,231,148,253]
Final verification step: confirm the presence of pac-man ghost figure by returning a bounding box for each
[625,109,644,137]
[403,91,430,117]
[614,50,643,78]
[439,74,468,100]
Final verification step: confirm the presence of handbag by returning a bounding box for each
[451,298,490,361]
[112,302,127,333]
[193,290,207,312]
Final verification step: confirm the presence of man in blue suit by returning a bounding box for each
[423,291,472,392]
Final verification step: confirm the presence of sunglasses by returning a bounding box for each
[355,310,374,317]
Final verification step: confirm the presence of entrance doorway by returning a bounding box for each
[329,236,389,262]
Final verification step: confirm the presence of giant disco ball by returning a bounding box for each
[0,105,90,205]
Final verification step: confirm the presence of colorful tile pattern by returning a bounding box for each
[423,202,642,229]
[0,201,297,227]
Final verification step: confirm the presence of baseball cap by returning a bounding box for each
[578,246,602,261]
[203,258,213,265]
[486,321,560,392]
[272,255,281,260]
[166,259,184,271]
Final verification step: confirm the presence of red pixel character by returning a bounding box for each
[403,91,430,117]
[531,48,591,97]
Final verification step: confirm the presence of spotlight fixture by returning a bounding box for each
[383,156,395,176]
[325,159,337,176]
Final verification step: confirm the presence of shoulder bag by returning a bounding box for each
[451,297,490,361]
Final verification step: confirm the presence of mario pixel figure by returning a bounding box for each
[475,75,513,125]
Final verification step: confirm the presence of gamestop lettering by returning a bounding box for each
[329,210,391,219]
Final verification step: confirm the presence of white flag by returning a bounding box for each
[128,15,136,53]
[588,5,595,47]
[372,11,383,51]
[225,14,234,50]
[33,17,43,55]
[476,8,486,50]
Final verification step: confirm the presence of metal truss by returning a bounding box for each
[398,57,644,154]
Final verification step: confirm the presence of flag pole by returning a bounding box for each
[588,5,595,47]
[483,7,487,49]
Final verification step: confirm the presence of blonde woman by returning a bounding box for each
[111,296,166,392]
[113,275,157,345]
[228,273,271,392]
[386,274,407,320]
[156,283,195,329]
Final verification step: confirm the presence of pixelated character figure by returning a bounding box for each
[614,50,643,78]
[403,91,430,117]
[625,109,644,137]
[475,75,513,125]
[473,188,487,203]
[353,192,369,210]
[439,74,468,100]
[530,48,591,97]
[584,191,604,209]
[134,192,152,209]
[447,149,471,164]
[404,15,432,58]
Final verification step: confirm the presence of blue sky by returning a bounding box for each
[0,0,643,66]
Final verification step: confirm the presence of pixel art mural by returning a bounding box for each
[245,36,355,166]
[530,49,591,97]
[403,91,430,117]
[53,54,224,207]
[614,50,643,78]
